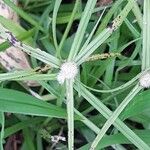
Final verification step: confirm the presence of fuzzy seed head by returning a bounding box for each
[139,72,150,88]
[57,62,78,84]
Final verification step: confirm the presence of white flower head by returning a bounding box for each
[139,72,150,88]
[57,73,65,85]
[57,61,78,84]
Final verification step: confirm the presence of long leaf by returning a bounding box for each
[0,88,66,118]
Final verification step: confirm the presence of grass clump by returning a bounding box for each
[0,0,150,150]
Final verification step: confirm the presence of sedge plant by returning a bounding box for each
[0,0,150,150]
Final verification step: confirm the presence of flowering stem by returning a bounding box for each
[66,79,74,150]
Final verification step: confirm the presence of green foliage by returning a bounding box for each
[0,0,149,149]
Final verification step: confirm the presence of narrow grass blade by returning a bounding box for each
[39,81,101,137]
[75,28,112,64]
[131,0,143,29]
[0,68,56,81]
[74,109,125,150]
[0,15,33,44]
[0,70,36,81]
[52,0,62,52]
[124,18,140,38]
[78,65,150,94]
[68,0,97,60]
[74,84,150,150]
[21,44,61,68]
[96,0,124,34]
[4,118,44,138]
[74,109,100,134]
[0,28,35,52]
[57,0,80,57]
[75,0,136,65]
[90,84,142,149]
[15,74,56,81]
[142,0,150,70]
[3,0,44,31]
[0,24,60,68]
[79,8,106,52]
[79,130,150,150]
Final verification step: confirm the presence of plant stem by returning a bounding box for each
[66,79,74,150]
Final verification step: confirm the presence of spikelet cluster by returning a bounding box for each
[57,62,78,84]
[139,72,150,88]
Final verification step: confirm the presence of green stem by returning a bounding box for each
[66,80,74,150]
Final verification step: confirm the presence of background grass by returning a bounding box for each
[0,0,150,150]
